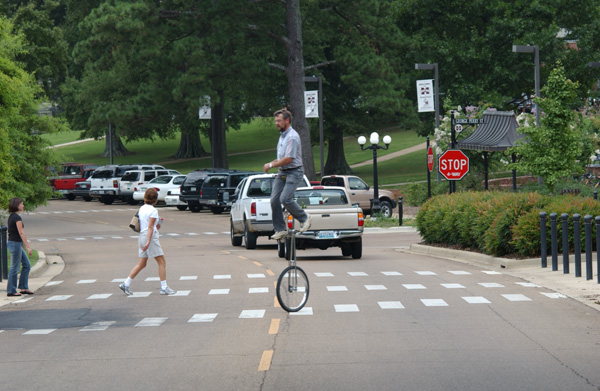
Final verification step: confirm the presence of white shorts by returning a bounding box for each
[138,231,164,258]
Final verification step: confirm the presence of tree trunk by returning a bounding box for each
[324,127,352,175]
[210,89,228,169]
[102,125,129,158]
[174,128,207,159]
[285,0,315,181]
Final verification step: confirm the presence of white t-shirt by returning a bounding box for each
[138,204,159,234]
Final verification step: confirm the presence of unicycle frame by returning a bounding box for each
[276,215,309,312]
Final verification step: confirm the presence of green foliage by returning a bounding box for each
[510,63,582,191]
[0,17,65,210]
[417,191,600,258]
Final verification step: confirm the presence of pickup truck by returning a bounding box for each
[230,173,310,249]
[280,186,364,259]
[320,175,397,218]
[200,170,260,214]
[50,163,98,200]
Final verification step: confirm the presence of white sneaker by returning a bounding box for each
[160,287,177,295]
[299,214,312,233]
[119,283,132,296]
[271,230,287,240]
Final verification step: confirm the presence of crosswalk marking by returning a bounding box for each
[502,294,531,302]
[421,299,448,307]
[334,304,359,312]
[462,296,491,304]
[46,295,72,301]
[128,292,151,298]
[416,271,437,276]
[169,290,190,297]
[290,307,313,315]
[136,317,168,327]
[442,283,465,289]
[209,289,230,295]
[365,285,387,291]
[449,271,471,275]
[240,310,265,319]
[188,313,218,323]
[77,279,97,284]
[23,329,56,335]
[381,271,402,276]
[403,284,426,290]
[540,292,567,299]
[378,301,404,309]
[479,282,505,288]
[348,272,368,277]
[249,287,269,293]
[327,286,348,292]
[314,272,334,277]
[180,276,197,280]
[87,294,112,300]
[80,321,115,331]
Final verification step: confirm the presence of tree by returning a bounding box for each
[0,17,67,210]
[510,63,581,191]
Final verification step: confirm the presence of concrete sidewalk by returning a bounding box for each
[407,243,600,312]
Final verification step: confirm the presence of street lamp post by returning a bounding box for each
[415,63,440,183]
[303,76,324,177]
[358,132,391,216]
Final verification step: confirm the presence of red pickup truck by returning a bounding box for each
[50,163,98,200]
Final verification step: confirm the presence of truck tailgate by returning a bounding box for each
[299,207,360,231]
[254,199,272,222]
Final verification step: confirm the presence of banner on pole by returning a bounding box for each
[199,96,211,119]
[304,90,319,118]
[417,79,435,113]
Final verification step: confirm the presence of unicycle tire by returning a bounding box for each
[276,265,309,312]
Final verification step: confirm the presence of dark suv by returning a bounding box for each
[179,169,232,213]
[200,171,260,214]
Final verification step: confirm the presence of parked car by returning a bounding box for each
[120,169,180,204]
[179,168,232,213]
[200,171,260,214]
[230,173,310,249]
[320,175,397,217]
[279,185,364,259]
[165,188,188,211]
[89,164,165,204]
[51,165,97,200]
[133,174,186,202]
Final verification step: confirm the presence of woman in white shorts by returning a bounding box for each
[119,188,176,296]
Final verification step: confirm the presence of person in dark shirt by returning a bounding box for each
[6,197,33,296]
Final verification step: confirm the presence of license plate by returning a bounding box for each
[98,190,105,194]
[190,187,196,191]
[317,231,336,239]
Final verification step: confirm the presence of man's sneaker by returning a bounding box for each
[299,214,312,233]
[160,287,177,295]
[271,230,287,240]
[119,283,132,296]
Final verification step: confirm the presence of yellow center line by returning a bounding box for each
[266,269,275,276]
[253,261,263,267]
[95,221,109,225]
[258,350,274,371]
[274,295,280,308]
[222,250,231,255]
[238,255,249,260]
[269,319,280,335]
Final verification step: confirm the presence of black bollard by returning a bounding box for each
[561,213,569,274]
[0,225,6,281]
[585,215,593,281]
[551,213,558,271]
[573,214,581,277]
[540,212,547,268]
[398,196,403,226]
[594,191,598,200]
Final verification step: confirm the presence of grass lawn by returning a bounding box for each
[7,250,39,270]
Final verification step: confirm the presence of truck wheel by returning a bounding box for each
[176,205,187,211]
[83,196,92,202]
[350,237,362,259]
[244,222,257,249]
[379,200,393,218]
[66,194,76,201]
[341,244,352,257]
[100,195,114,205]
[128,197,139,205]
[189,202,201,213]
[277,240,286,258]
[211,206,224,215]
[230,220,242,246]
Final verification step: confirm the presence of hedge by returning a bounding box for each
[416,191,600,257]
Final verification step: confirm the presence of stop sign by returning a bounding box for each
[438,149,469,180]
[427,146,434,172]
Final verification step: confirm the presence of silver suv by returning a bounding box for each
[119,169,180,205]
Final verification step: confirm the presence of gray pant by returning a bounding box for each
[270,168,309,232]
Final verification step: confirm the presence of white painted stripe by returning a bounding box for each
[415,271,437,276]
[462,296,491,304]
[334,304,359,312]
[290,307,313,315]
[314,272,334,277]
[213,275,231,279]
[516,282,541,288]
[145,277,160,282]
[479,282,505,288]
[128,292,151,298]
[482,271,502,275]
[136,317,168,327]
[249,287,269,293]
[448,270,471,275]
[12,298,33,304]
[239,310,265,319]
[365,285,387,291]
[166,233,180,236]
[179,276,198,280]
[186,233,200,236]
[204,232,218,235]
[348,272,368,277]
[111,278,126,283]
[421,299,448,307]
[540,292,567,299]
[87,294,112,300]
[327,286,348,292]
[77,279,97,284]
[209,289,230,295]
[46,295,73,301]
[168,290,190,296]
[111,236,123,239]
[37,239,49,242]
[57,238,67,241]
[188,313,218,323]
[24,329,56,335]
[75,237,86,241]
[80,321,115,331]
[378,301,405,309]
[403,284,426,290]
[247,274,266,279]
[442,283,465,289]
[502,294,532,302]
[381,271,402,276]
[92,237,104,240]
[45,281,63,286]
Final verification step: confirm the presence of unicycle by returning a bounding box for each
[276,217,310,312]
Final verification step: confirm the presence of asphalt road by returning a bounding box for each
[1,199,599,391]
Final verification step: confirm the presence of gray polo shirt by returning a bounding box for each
[277,126,303,170]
